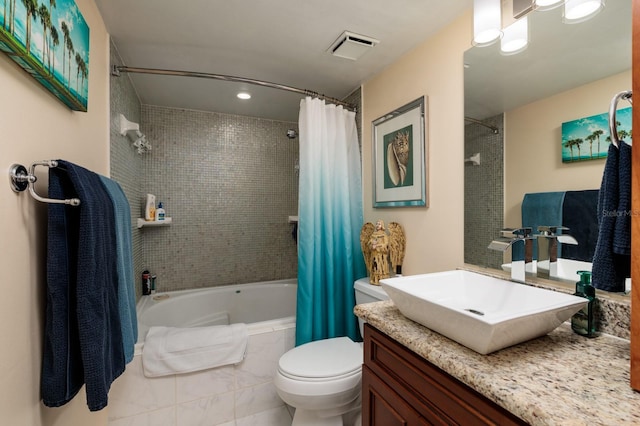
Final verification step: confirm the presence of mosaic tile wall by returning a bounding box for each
[109,42,145,301]
[464,114,504,269]
[139,106,299,292]
[109,46,361,296]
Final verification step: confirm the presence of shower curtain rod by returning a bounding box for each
[464,117,499,134]
[112,65,356,111]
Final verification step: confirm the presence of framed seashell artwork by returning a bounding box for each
[372,96,427,207]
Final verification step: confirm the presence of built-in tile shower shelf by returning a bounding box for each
[288,216,298,223]
[137,218,172,228]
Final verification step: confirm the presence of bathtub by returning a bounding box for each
[109,278,298,425]
[136,278,297,349]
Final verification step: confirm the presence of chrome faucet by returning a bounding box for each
[487,227,534,283]
[535,226,578,280]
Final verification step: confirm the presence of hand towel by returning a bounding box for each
[99,176,138,364]
[142,324,248,377]
[592,143,631,292]
[42,161,125,411]
[518,191,565,260]
[561,190,599,262]
[613,142,632,255]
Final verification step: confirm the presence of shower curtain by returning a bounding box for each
[296,97,367,346]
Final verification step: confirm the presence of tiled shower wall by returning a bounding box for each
[111,37,361,296]
[464,113,504,269]
[109,43,145,301]
[138,106,299,292]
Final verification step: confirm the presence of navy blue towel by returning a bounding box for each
[592,143,631,292]
[614,142,632,256]
[42,161,125,411]
[561,190,599,262]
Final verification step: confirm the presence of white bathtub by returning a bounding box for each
[136,278,297,348]
[109,278,298,425]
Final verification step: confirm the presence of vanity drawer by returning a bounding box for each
[363,324,526,426]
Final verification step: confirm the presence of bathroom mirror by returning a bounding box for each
[464,0,632,293]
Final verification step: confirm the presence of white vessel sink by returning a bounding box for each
[380,270,587,354]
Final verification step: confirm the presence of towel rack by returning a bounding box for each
[608,90,632,148]
[9,161,81,206]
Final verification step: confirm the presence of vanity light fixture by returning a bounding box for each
[472,0,502,46]
[500,16,529,55]
[563,0,604,23]
[237,92,251,100]
[533,0,565,11]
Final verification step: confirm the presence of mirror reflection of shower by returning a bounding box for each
[287,129,300,176]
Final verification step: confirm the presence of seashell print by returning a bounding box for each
[392,131,410,167]
[387,131,410,186]
[387,143,401,185]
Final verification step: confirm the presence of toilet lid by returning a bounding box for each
[279,337,362,379]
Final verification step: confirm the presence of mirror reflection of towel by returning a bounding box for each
[561,190,599,262]
[592,143,631,292]
[518,192,565,260]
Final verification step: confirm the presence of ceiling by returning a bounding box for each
[95,0,472,122]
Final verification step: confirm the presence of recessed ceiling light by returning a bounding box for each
[237,92,251,100]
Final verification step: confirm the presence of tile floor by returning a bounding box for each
[108,325,295,425]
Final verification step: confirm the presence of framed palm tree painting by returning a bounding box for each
[0,0,90,111]
[561,107,632,163]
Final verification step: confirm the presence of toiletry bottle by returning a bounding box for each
[151,274,157,294]
[145,194,156,221]
[571,270,598,337]
[156,202,166,221]
[142,270,151,296]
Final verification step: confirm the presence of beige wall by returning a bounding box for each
[504,70,632,227]
[0,0,110,424]
[362,11,472,274]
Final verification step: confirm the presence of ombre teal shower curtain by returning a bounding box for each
[296,97,367,346]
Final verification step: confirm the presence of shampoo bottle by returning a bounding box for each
[571,270,597,337]
[142,270,151,296]
[145,194,156,221]
[156,202,166,221]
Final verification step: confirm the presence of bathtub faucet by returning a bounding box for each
[487,227,534,283]
[535,226,578,280]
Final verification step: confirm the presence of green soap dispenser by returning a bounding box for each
[571,270,598,338]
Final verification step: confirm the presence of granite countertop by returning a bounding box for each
[355,300,640,426]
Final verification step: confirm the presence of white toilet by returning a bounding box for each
[274,278,389,426]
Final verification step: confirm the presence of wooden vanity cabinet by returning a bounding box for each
[362,324,527,425]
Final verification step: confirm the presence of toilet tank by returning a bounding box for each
[354,278,389,337]
[354,278,389,304]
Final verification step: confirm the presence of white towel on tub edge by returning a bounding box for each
[142,323,248,377]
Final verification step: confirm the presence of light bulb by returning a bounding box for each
[563,0,604,23]
[472,0,502,46]
[501,17,528,55]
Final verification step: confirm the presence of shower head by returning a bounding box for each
[287,129,297,139]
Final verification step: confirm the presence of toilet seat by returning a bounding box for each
[278,337,362,381]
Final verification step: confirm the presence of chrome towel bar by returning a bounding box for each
[9,161,81,206]
[608,90,632,149]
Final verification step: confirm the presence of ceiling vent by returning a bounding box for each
[328,31,380,60]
